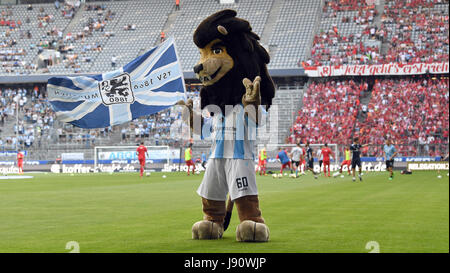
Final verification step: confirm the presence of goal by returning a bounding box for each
[94,145,173,167]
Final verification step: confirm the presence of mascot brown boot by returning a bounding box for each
[192,198,225,240]
[234,195,269,242]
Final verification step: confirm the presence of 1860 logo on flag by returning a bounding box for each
[98,73,135,105]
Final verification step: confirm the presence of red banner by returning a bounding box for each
[303,62,449,77]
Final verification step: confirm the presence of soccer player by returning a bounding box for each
[350,137,368,182]
[201,152,207,169]
[339,147,352,175]
[321,144,334,177]
[185,143,196,175]
[258,146,267,176]
[277,148,293,175]
[305,142,318,179]
[136,142,148,178]
[290,143,303,177]
[383,138,397,181]
[17,149,24,174]
[256,149,262,174]
[317,146,323,173]
[300,147,307,175]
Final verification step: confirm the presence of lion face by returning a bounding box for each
[194,39,234,86]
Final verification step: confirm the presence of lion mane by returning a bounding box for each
[193,9,275,114]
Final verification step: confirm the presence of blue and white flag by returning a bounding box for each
[47,37,187,128]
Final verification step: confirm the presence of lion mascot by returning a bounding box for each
[181,9,275,242]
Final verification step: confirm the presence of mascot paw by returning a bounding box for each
[192,220,224,240]
[242,76,261,108]
[176,98,193,108]
[176,99,194,129]
[236,220,269,242]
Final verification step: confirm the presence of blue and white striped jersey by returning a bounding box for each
[203,104,265,160]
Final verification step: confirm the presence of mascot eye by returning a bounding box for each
[212,48,223,55]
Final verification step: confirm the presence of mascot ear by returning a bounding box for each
[217,25,228,36]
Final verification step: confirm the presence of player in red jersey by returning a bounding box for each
[17,149,24,174]
[321,144,334,177]
[136,142,149,178]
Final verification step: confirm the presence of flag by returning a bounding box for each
[47,37,186,128]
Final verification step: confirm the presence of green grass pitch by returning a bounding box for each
[0,170,448,253]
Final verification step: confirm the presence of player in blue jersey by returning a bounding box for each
[383,138,397,181]
[201,152,208,169]
[277,148,293,175]
[350,137,368,182]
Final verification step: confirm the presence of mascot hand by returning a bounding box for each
[176,99,194,129]
[242,76,261,124]
[242,76,261,108]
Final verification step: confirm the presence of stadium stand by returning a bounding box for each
[267,0,321,68]
[1,2,74,74]
[1,0,448,74]
[305,0,382,67]
[304,0,449,66]
[381,0,449,64]
[167,0,274,71]
[0,0,448,161]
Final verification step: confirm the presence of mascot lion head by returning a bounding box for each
[193,9,275,114]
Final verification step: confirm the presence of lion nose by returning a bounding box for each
[193,64,203,74]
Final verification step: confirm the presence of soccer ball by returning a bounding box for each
[278,173,283,178]
[437,175,442,179]
[146,172,150,177]
[340,175,345,178]
[195,170,201,175]
[272,174,278,179]
[162,175,167,178]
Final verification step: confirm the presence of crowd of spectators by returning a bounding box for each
[323,0,374,12]
[0,1,118,74]
[53,3,116,72]
[355,76,449,157]
[304,0,449,67]
[380,0,449,64]
[0,85,54,150]
[304,0,380,67]
[0,1,78,73]
[288,79,366,145]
